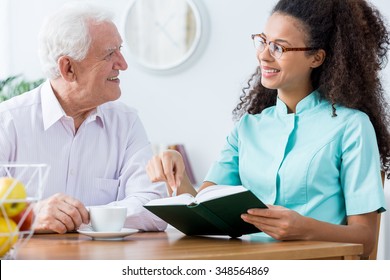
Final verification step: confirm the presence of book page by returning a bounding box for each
[144,193,195,206]
[195,185,247,203]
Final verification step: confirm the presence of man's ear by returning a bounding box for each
[57,56,76,82]
[311,49,326,69]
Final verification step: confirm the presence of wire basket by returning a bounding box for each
[0,163,50,259]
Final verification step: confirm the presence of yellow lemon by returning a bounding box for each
[0,177,27,217]
[0,217,19,257]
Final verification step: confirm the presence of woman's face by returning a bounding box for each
[257,13,318,96]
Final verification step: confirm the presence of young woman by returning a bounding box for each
[146,0,389,257]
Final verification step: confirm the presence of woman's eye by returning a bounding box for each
[274,44,283,54]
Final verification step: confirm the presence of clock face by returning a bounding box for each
[124,0,202,71]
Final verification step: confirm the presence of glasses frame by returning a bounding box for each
[251,33,317,59]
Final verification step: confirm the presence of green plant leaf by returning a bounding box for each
[0,75,44,102]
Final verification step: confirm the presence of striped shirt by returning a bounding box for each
[0,80,167,231]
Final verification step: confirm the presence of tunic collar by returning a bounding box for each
[276,90,322,116]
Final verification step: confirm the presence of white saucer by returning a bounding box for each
[77,227,138,241]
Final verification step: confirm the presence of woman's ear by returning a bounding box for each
[57,56,76,82]
[311,49,326,69]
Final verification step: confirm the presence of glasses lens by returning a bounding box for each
[253,35,266,52]
[269,42,283,59]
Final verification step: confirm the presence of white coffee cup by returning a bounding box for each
[89,206,127,232]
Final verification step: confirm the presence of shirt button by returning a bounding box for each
[69,169,74,176]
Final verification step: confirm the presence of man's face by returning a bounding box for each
[71,21,128,107]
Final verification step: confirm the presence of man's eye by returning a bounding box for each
[104,52,114,61]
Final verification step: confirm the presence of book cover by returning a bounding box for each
[144,185,267,238]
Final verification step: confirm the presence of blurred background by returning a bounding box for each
[1,0,389,259]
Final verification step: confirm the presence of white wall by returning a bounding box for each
[120,0,272,183]
[4,0,389,182]
[2,0,390,259]
[2,0,276,183]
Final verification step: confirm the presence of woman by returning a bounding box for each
[147,0,389,257]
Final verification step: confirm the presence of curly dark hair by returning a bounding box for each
[233,0,390,178]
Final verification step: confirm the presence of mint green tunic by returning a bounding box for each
[205,91,386,225]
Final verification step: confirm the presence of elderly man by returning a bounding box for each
[0,3,167,233]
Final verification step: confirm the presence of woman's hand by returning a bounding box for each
[241,205,308,240]
[242,205,378,257]
[146,150,186,196]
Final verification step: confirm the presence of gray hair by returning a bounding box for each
[38,2,114,79]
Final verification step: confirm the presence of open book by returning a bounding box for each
[144,185,267,238]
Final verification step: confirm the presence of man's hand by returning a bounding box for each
[34,193,89,234]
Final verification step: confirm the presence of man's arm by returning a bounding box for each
[106,116,168,231]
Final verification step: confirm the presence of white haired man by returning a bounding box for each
[0,3,167,233]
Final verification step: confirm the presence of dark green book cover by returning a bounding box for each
[144,186,267,238]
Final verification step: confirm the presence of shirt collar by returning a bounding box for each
[41,80,66,131]
[276,90,322,116]
[86,107,105,128]
[41,80,105,130]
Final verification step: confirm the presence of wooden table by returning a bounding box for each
[16,227,363,260]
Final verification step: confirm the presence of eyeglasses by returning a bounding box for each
[251,34,317,59]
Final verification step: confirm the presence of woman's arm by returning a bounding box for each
[147,150,216,197]
[241,205,378,257]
